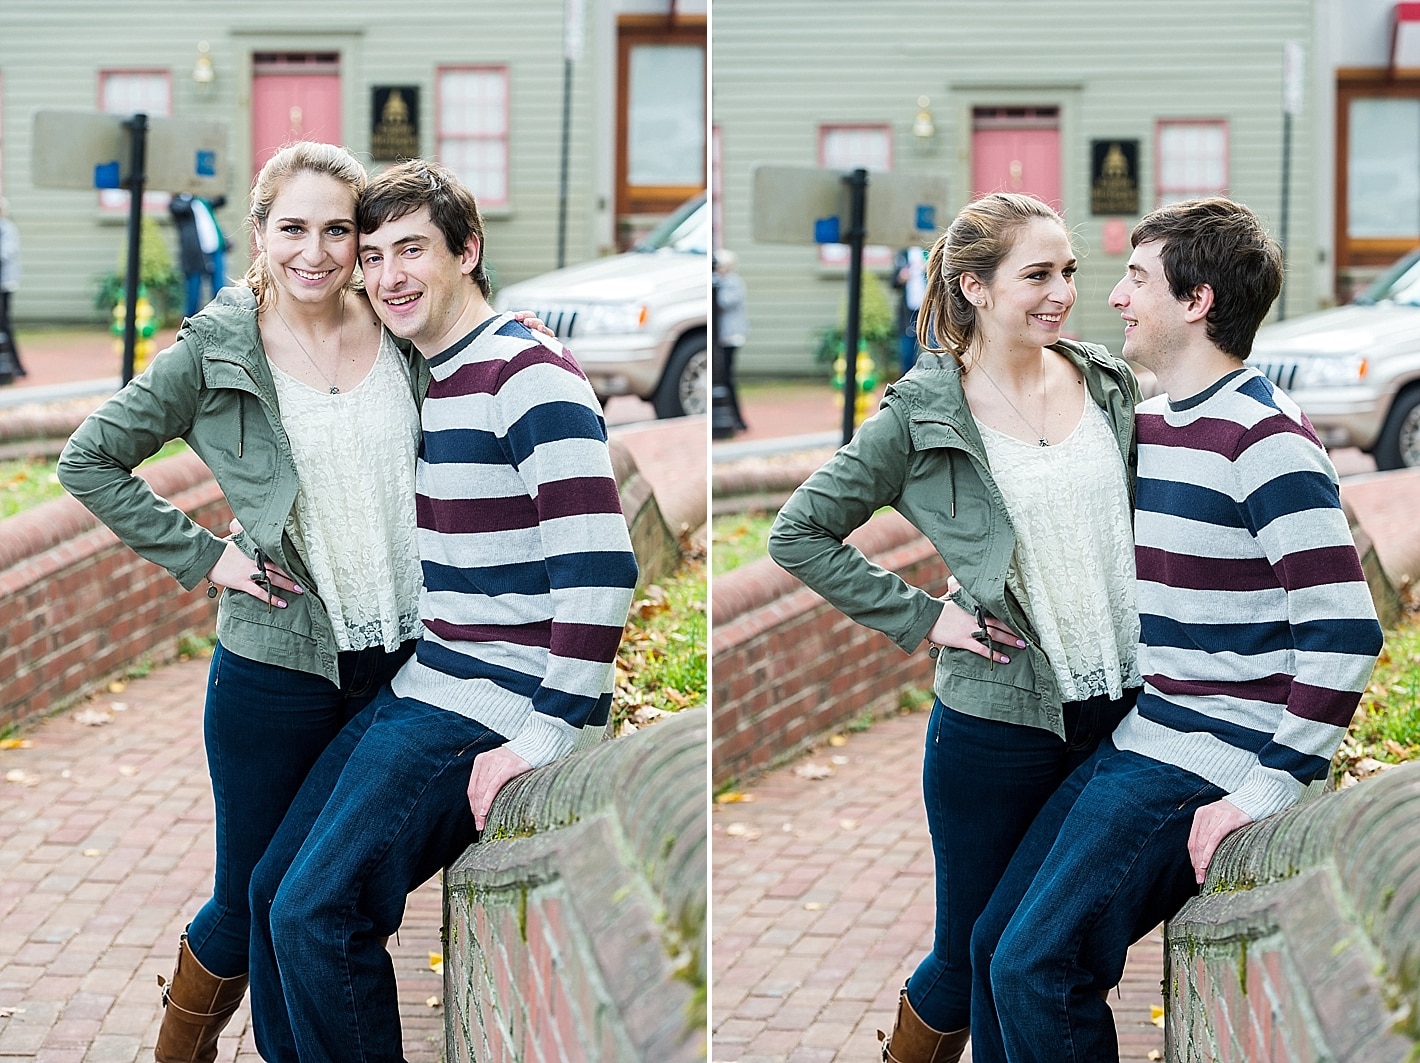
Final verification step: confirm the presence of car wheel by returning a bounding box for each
[652,332,708,419]
[1373,385,1420,470]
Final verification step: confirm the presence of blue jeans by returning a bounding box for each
[969,740,1226,1063]
[905,692,1134,1031]
[185,640,415,978]
[248,690,507,1063]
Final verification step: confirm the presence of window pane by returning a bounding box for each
[627,44,704,186]
[441,137,508,207]
[440,70,506,137]
[1349,98,1420,239]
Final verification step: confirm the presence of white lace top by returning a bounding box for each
[978,395,1141,702]
[270,331,423,652]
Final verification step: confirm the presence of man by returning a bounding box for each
[968,197,1384,1063]
[247,160,639,1063]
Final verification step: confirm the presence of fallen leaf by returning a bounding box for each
[715,792,755,804]
[1356,756,1390,777]
[110,702,128,713]
[803,902,823,911]
[724,822,760,840]
[1384,739,1408,758]
[1150,1004,1164,1027]
[82,849,103,857]
[428,952,443,975]
[4,769,38,787]
[793,762,833,780]
[0,1007,20,1018]
[73,709,113,727]
[0,738,32,750]
[1148,1052,1163,1061]
[118,766,138,777]
[831,755,849,766]
[839,818,860,830]
[425,996,442,1008]
[828,734,848,747]
[107,681,127,694]
[1340,772,1359,789]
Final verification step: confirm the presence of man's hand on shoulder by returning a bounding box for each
[1187,798,1253,884]
[467,746,534,832]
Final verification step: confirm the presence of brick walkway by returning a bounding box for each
[710,708,1169,1063]
[0,655,445,1063]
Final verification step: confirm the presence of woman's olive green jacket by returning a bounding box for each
[57,287,430,685]
[768,338,1140,738]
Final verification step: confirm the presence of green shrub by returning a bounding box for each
[94,215,183,325]
[812,269,898,381]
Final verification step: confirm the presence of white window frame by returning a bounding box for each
[437,65,510,212]
[818,124,893,269]
[98,69,173,215]
[1155,119,1229,208]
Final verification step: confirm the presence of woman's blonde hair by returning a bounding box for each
[243,142,368,310]
[917,192,1068,362]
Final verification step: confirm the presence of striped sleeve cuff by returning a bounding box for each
[504,713,577,770]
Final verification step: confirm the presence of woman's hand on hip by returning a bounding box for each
[925,596,1024,665]
[205,540,302,608]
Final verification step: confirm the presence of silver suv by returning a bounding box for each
[1250,249,1420,470]
[493,195,708,418]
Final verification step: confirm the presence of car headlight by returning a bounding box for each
[577,303,649,336]
[1291,354,1368,389]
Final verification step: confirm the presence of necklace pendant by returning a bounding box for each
[329,386,340,395]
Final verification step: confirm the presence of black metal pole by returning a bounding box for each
[556,58,573,268]
[121,113,148,386]
[841,169,868,447]
[1278,111,1292,321]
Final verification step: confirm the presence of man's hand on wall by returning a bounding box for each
[467,746,534,831]
[1187,798,1252,884]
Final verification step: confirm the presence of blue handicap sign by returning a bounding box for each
[814,216,842,244]
[195,150,216,178]
[94,161,121,189]
[916,205,936,231]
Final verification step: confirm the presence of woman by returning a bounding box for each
[58,142,533,1062]
[768,193,1142,1063]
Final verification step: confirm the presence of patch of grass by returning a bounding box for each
[0,439,190,520]
[612,555,707,732]
[710,510,777,577]
[1336,612,1420,783]
[178,632,218,659]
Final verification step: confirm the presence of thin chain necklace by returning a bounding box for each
[272,298,346,394]
[976,356,1050,447]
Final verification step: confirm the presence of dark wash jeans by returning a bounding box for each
[904,690,1136,1031]
[247,690,507,1063]
[185,639,415,977]
[969,740,1225,1063]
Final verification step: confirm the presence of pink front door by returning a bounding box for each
[251,70,342,176]
[971,108,1061,208]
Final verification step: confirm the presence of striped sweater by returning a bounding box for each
[1110,368,1383,821]
[390,315,639,768]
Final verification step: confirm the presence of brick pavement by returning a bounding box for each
[0,655,445,1063]
[711,708,1169,1063]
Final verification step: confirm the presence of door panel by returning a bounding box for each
[972,127,1061,206]
[251,72,342,175]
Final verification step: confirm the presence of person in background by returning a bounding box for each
[893,245,927,377]
[0,197,26,380]
[715,248,749,431]
[170,193,228,319]
[770,192,1142,1063]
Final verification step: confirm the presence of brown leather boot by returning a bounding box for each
[877,984,969,1063]
[154,933,249,1063]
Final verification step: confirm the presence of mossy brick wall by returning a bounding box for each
[0,437,677,734]
[445,707,706,1063]
[0,451,227,731]
[1165,762,1420,1062]
[711,510,943,787]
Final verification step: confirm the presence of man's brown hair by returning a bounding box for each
[357,160,490,297]
[1130,197,1283,359]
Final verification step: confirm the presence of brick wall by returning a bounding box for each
[446,707,706,1063]
[1165,762,1420,1061]
[0,451,228,732]
[711,510,945,787]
